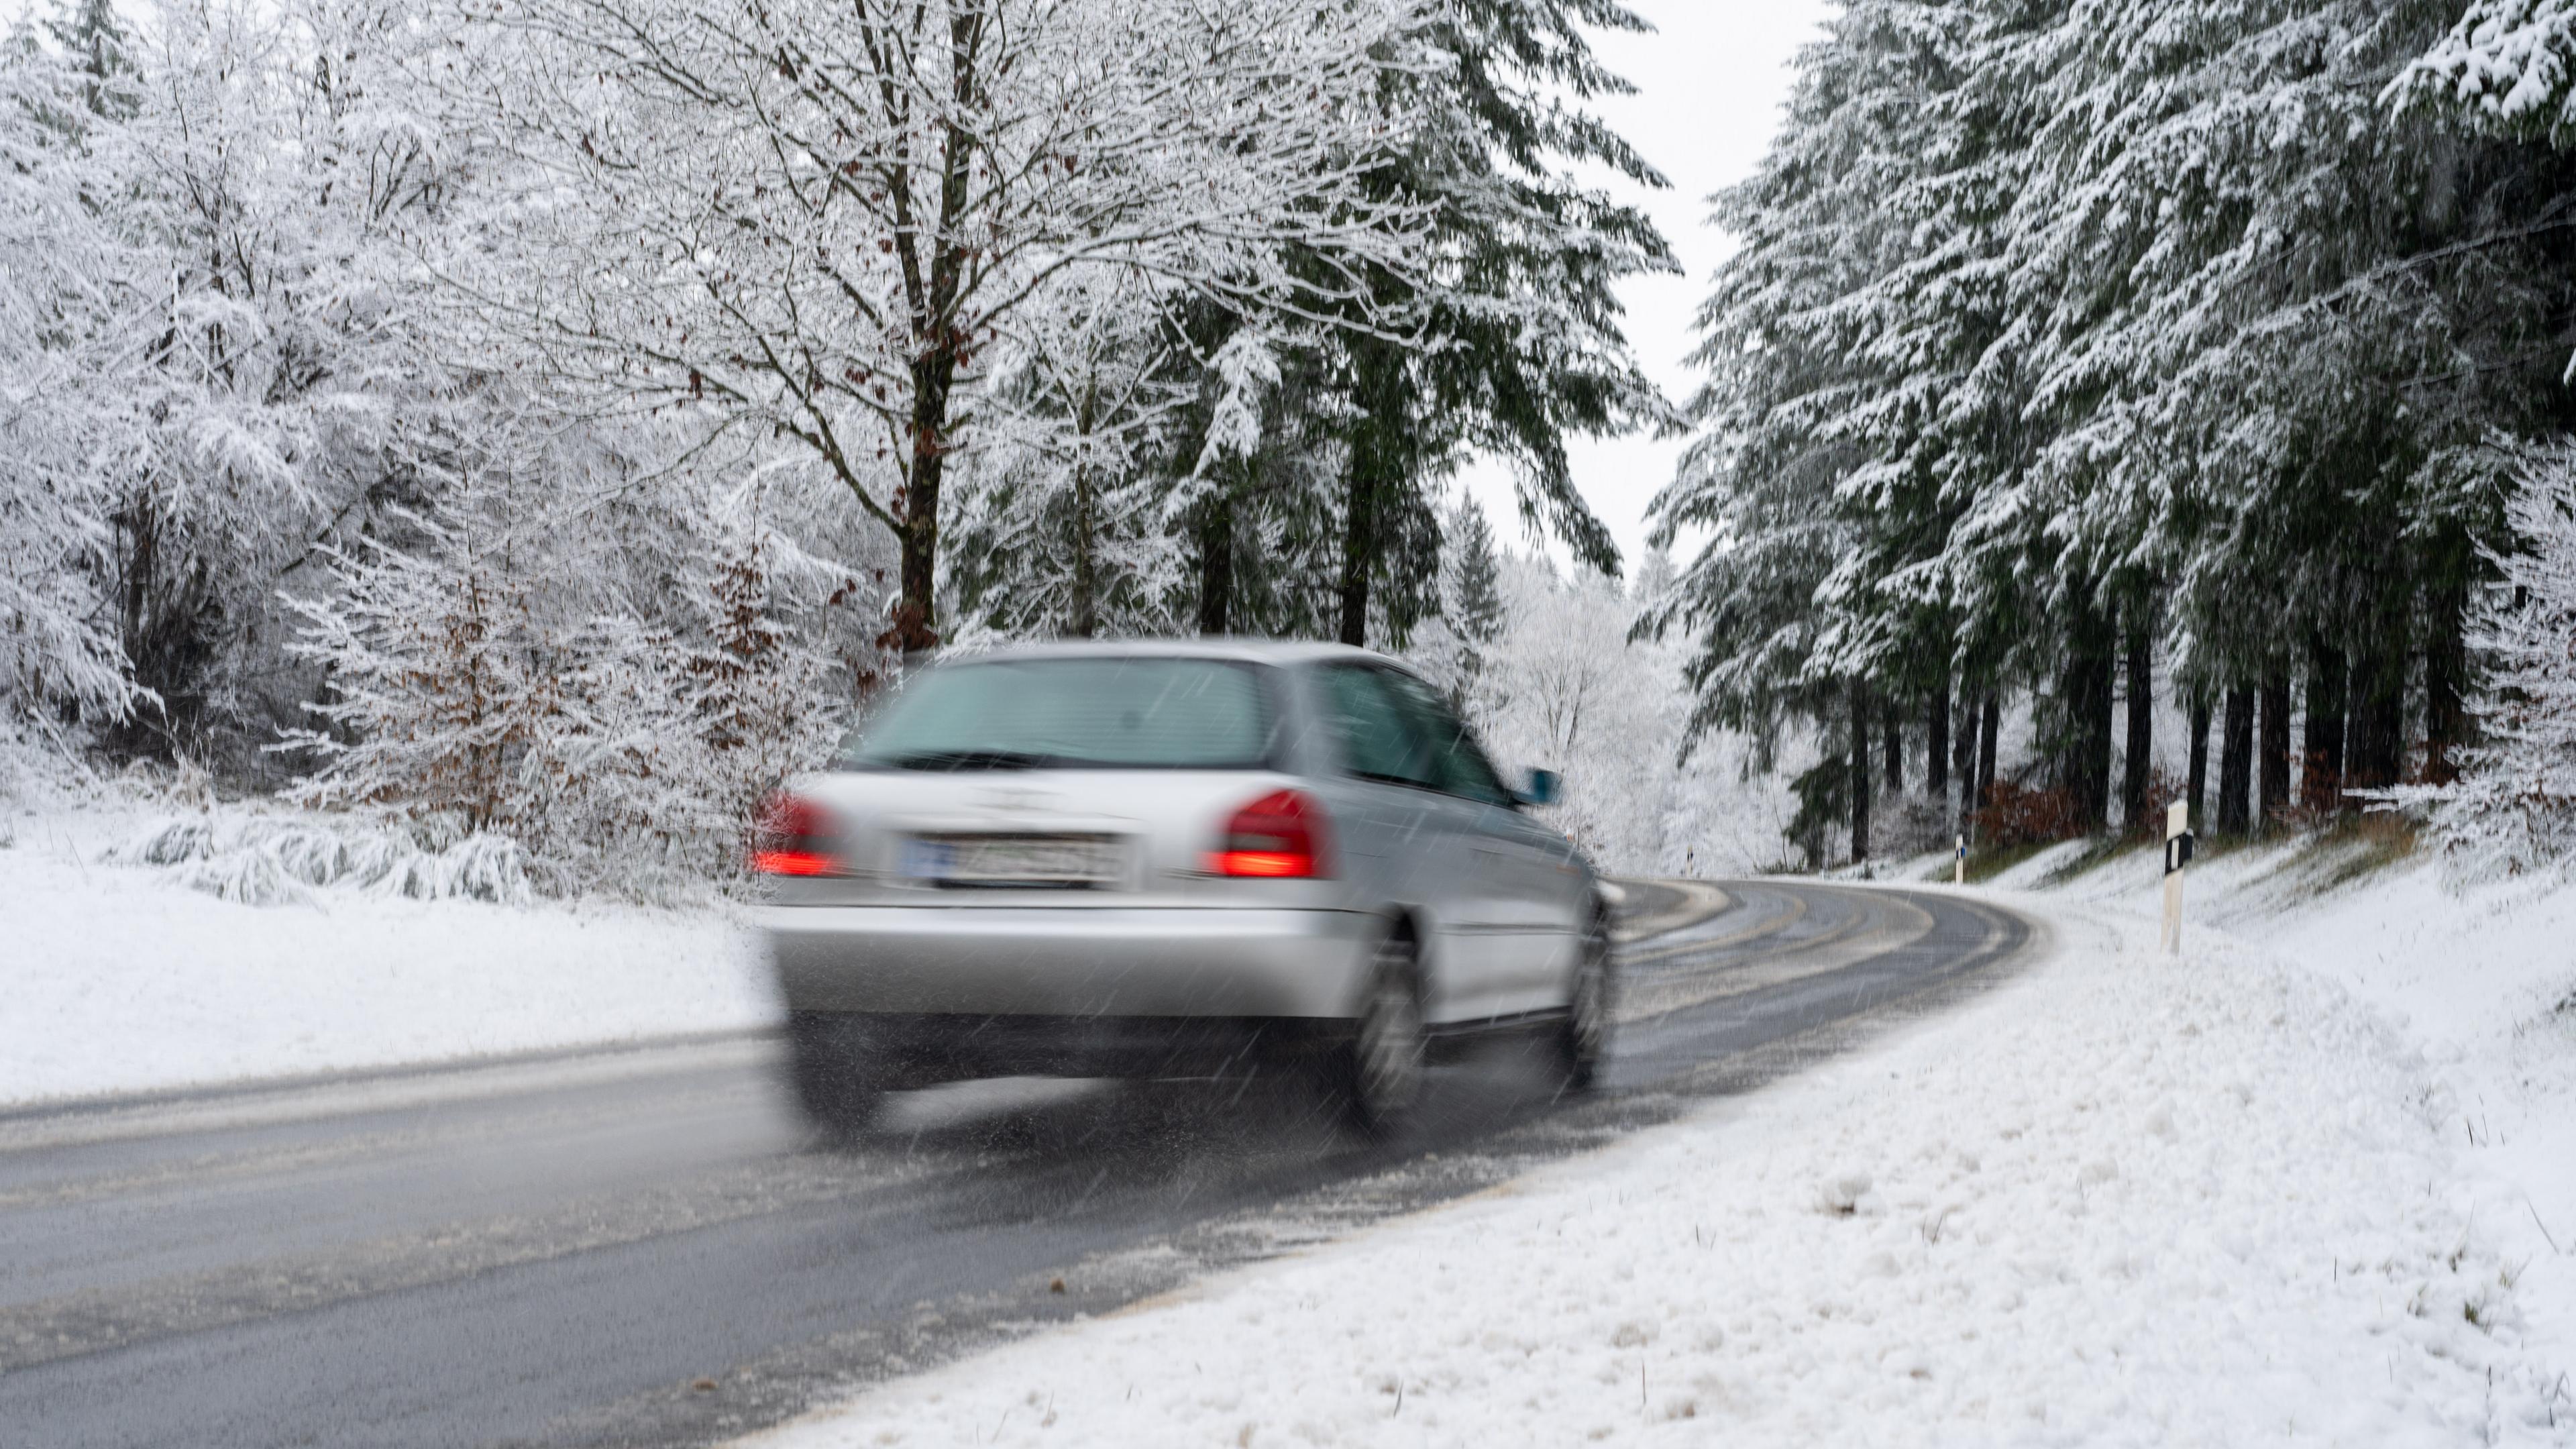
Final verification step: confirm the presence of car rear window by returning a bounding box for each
[841,657,1277,771]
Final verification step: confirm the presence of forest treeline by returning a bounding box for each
[0,0,1681,885]
[1650,0,2576,864]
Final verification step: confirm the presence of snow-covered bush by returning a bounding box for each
[103,807,533,906]
[108,814,217,867]
[2381,456,2576,879]
[279,472,867,898]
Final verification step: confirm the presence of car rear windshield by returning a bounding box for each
[840,657,1277,771]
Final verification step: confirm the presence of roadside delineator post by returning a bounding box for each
[2161,800,2194,955]
[1953,833,1966,885]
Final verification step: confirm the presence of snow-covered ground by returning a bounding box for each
[745,849,2575,1448]
[2011,834,2576,1397]
[0,806,773,1107]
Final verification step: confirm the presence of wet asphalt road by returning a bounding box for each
[0,879,2035,1449]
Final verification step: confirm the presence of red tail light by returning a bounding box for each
[751,792,840,877]
[1208,789,1332,879]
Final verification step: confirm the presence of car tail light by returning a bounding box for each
[751,792,840,877]
[1208,789,1332,879]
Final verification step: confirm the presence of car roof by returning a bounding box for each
[938,637,1397,669]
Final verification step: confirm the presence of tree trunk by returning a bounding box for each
[1336,339,1406,649]
[1927,674,1951,798]
[1976,693,1999,814]
[2300,633,2346,814]
[2424,576,2466,785]
[894,343,957,658]
[2121,613,2152,833]
[1950,686,1976,827]
[1336,463,1377,647]
[2063,592,2115,831]
[2218,684,2253,835]
[1849,679,1872,864]
[2186,689,2211,833]
[1195,494,1234,637]
[112,496,162,755]
[1067,379,1099,638]
[2346,637,2406,792]
[1069,469,1098,639]
[2258,667,2291,833]
[2422,525,2471,787]
[1882,698,1904,796]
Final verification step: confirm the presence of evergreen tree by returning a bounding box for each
[1446,495,1507,679]
[1324,0,1680,647]
[1662,0,2576,858]
[42,0,133,119]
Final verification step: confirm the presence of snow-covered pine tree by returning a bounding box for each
[670,486,850,871]
[944,270,1199,641]
[1666,0,2576,860]
[1445,494,1507,708]
[1318,0,1680,648]
[2396,0,2576,145]
[1450,496,1507,640]
[39,0,134,120]
[2376,448,2576,877]
[1646,0,1961,766]
[1164,315,1362,642]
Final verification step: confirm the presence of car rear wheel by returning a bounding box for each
[1556,910,1614,1091]
[784,1011,889,1134]
[1332,930,1427,1138]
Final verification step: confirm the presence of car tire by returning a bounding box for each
[1556,909,1614,1091]
[784,1011,888,1134]
[1332,928,1428,1138]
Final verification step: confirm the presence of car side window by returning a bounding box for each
[1318,664,1438,788]
[1379,669,1516,809]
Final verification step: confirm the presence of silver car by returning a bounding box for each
[755,640,1612,1135]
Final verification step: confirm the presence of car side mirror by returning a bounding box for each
[1518,767,1560,808]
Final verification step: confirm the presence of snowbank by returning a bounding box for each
[0,808,774,1107]
[2029,835,2576,1401]
[745,880,2570,1448]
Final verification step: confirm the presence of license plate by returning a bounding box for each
[902,835,1122,886]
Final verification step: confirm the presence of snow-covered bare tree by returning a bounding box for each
[0,30,145,751]
[1468,557,1682,871]
[435,0,1430,654]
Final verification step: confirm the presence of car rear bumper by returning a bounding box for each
[790,1010,1347,1083]
[760,904,1378,1019]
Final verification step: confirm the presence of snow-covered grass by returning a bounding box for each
[743,867,2574,1448]
[0,804,774,1108]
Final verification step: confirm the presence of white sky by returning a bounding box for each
[1456,0,1831,574]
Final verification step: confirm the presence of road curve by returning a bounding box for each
[0,881,2035,1449]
